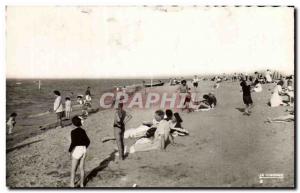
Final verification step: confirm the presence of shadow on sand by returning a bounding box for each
[235,107,245,113]
[83,150,118,186]
[6,139,43,153]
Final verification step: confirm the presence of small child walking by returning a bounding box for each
[65,97,72,120]
[69,116,90,187]
[113,102,132,160]
[7,112,17,134]
[240,76,253,115]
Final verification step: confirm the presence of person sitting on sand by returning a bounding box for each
[77,95,88,117]
[213,77,222,89]
[113,102,132,160]
[85,93,92,108]
[65,97,72,120]
[7,112,17,135]
[281,77,294,106]
[240,77,253,115]
[270,81,286,107]
[53,90,64,128]
[129,110,172,153]
[167,111,189,137]
[177,80,189,93]
[69,116,90,188]
[192,93,217,111]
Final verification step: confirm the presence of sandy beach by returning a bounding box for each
[6,81,294,188]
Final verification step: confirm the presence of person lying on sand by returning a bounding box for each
[101,113,159,143]
[129,110,173,153]
[102,110,188,144]
[69,116,90,188]
[266,115,294,123]
[265,109,294,123]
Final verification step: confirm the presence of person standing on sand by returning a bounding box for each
[53,90,64,128]
[177,80,189,111]
[240,76,253,115]
[65,97,72,120]
[113,102,132,160]
[7,112,17,134]
[69,116,90,187]
[265,69,272,83]
[85,87,91,96]
[193,75,199,88]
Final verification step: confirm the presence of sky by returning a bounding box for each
[6,6,294,79]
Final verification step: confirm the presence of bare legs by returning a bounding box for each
[244,103,253,115]
[70,154,86,187]
[114,127,125,160]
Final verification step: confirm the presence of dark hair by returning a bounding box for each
[165,109,173,119]
[87,87,90,89]
[203,94,210,100]
[174,113,183,123]
[72,116,82,127]
[277,80,284,86]
[10,112,17,117]
[155,110,165,118]
[65,97,70,100]
[181,80,187,84]
[53,90,60,96]
[77,96,83,99]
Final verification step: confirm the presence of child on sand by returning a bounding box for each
[7,112,17,134]
[240,77,253,115]
[77,95,88,117]
[65,97,72,120]
[113,102,132,160]
[69,116,90,187]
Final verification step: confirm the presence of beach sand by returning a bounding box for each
[6,81,294,187]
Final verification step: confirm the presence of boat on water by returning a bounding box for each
[144,81,164,87]
[16,82,22,85]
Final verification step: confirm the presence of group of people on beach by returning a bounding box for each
[6,69,294,188]
[52,87,93,128]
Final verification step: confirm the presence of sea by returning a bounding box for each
[6,79,150,119]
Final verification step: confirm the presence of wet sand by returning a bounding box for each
[6,81,294,187]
